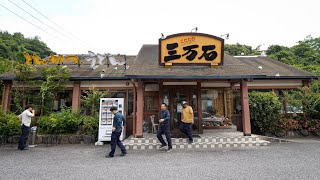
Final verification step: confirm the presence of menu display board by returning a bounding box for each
[98,98,125,142]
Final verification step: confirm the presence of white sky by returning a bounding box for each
[0,0,319,55]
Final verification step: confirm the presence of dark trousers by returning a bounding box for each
[157,124,172,148]
[180,122,193,141]
[18,124,29,150]
[109,131,126,156]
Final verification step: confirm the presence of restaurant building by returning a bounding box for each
[1,33,317,138]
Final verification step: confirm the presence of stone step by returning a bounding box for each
[125,140,270,150]
[127,136,261,144]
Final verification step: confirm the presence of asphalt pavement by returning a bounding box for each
[1,139,320,180]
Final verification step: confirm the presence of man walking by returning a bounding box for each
[18,105,35,150]
[180,101,194,144]
[157,103,172,152]
[106,106,127,158]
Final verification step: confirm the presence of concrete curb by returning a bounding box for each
[257,135,292,143]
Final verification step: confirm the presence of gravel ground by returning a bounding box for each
[1,140,320,180]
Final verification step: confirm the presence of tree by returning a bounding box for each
[12,63,37,112]
[265,35,320,75]
[0,31,55,63]
[40,66,71,114]
[224,43,261,56]
[81,87,108,116]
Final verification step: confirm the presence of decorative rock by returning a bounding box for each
[299,129,310,137]
[42,135,50,144]
[36,135,43,144]
[68,135,81,144]
[0,135,7,145]
[60,135,69,144]
[313,131,320,137]
[83,135,93,143]
[7,135,20,143]
[275,132,285,138]
[264,132,273,137]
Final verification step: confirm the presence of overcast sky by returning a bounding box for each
[0,0,319,55]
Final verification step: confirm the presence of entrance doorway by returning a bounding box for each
[162,86,200,134]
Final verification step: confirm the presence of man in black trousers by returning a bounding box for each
[106,106,127,158]
[18,105,35,150]
[157,103,172,152]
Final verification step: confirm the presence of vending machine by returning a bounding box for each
[98,98,125,142]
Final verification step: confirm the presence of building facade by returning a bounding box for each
[1,33,317,138]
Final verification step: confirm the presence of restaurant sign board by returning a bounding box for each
[159,33,224,67]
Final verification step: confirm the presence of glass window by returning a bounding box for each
[201,89,224,116]
[233,90,241,115]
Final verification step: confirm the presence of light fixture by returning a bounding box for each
[191,27,198,33]
[220,33,229,39]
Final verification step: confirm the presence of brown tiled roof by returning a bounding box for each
[0,46,317,81]
[125,44,316,79]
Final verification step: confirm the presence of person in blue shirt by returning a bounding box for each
[106,106,127,158]
[157,103,172,152]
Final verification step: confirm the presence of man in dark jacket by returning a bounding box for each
[106,106,127,158]
[157,103,172,152]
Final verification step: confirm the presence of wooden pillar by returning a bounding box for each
[226,89,233,119]
[130,79,137,137]
[159,81,163,119]
[197,82,203,134]
[1,80,12,112]
[240,79,251,136]
[72,81,81,111]
[136,79,144,138]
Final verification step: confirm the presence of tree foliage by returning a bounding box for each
[40,66,71,114]
[266,35,320,75]
[284,81,320,120]
[225,35,320,76]
[81,87,108,116]
[0,31,56,103]
[0,31,55,63]
[224,43,260,56]
[12,64,37,112]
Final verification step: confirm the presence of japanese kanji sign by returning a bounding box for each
[159,33,224,66]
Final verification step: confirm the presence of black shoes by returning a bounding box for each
[120,151,127,156]
[106,152,127,158]
[18,146,30,150]
[188,140,194,144]
[167,148,172,152]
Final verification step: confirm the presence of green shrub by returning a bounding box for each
[302,93,320,119]
[57,109,82,134]
[6,114,21,136]
[284,81,320,119]
[37,115,57,134]
[0,110,21,136]
[37,108,82,134]
[249,92,283,135]
[79,115,99,136]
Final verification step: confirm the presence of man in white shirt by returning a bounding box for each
[18,105,35,150]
